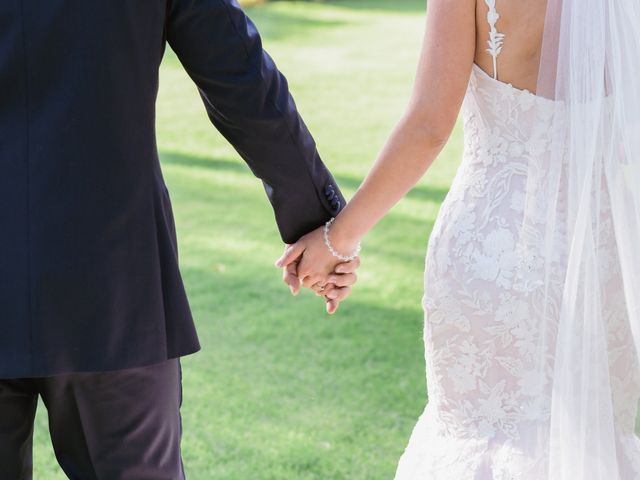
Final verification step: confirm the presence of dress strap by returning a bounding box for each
[484,0,505,80]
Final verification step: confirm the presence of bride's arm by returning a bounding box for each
[278,0,476,287]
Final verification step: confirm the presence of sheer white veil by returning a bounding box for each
[533,0,640,477]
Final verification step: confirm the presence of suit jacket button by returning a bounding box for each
[326,190,335,201]
[324,184,334,195]
[332,200,341,211]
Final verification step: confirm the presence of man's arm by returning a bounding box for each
[165,0,344,243]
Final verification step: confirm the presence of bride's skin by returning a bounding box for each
[277,0,475,288]
[277,0,545,302]
[281,254,361,314]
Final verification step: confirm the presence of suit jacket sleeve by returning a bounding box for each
[165,0,345,244]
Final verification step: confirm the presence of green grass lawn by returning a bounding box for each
[32,1,463,478]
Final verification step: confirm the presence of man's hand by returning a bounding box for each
[282,255,301,296]
[314,257,360,314]
[277,225,360,284]
[277,227,338,288]
[278,241,360,314]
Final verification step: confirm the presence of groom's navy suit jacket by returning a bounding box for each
[0,0,345,378]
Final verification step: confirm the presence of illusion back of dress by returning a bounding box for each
[473,0,546,93]
[394,1,640,478]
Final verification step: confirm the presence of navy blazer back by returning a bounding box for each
[0,0,344,378]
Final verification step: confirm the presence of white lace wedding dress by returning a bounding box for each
[394,4,640,479]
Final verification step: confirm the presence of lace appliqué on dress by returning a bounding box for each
[484,0,505,80]
[394,62,640,480]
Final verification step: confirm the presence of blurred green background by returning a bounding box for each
[33,1,463,478]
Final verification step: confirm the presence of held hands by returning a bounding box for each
[275,225,361,314]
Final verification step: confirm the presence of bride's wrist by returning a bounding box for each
[324,215,363,259]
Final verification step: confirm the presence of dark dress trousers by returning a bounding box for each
[0,0,345,379]
[0,359,185,480]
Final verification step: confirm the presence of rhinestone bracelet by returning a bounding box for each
[323,217,361,262]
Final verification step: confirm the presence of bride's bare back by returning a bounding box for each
[319,0,553,258]
[474,0,547,93]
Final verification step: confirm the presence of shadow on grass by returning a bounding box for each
[162,150,251,175]
[301,0,425,14]
[245,7,349,41]
[161,150,450,205]
[244,0,425,42]
[179,264,427,478]
[162,148,439,267]
[160,8,349,66]
[332,173,449,204]
[180,253,426,357]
